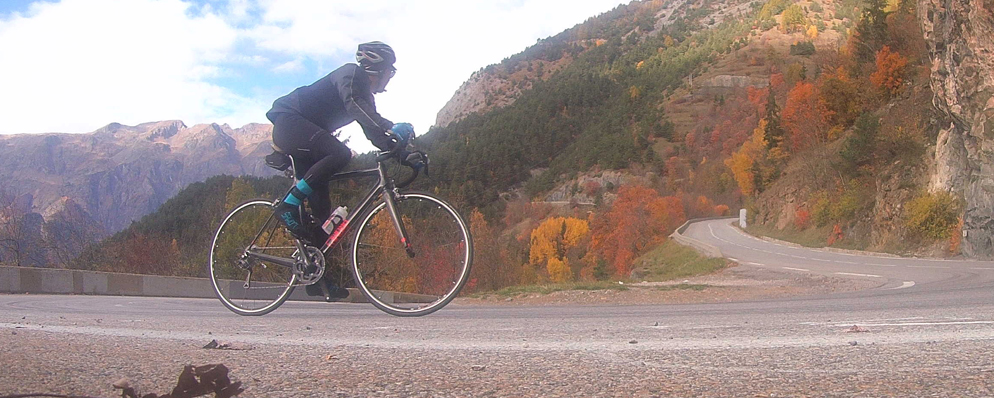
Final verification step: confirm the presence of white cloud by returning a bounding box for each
[0,0,260,134]
[272,58,304,74]
[0,0,626,154]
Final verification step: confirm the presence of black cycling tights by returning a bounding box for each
[271,112,352,221]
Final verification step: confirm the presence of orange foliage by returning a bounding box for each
[818,67,863,128]
[870,46,908,96]
[794,208,811,229]
[827,224,844,245]
[715,204,730,216]
[590,185,686,278]
[770,73,786,92]
[691,195,716,218]
[747,86,768,113]
[782,82,829,151]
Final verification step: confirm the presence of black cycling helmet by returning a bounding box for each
[356,41,396,74]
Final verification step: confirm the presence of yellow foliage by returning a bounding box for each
[724,121,768,196]
[547,257,573,283]
[807,25,819,39]
[529,217,589,266]
[629,85,641,100]
[528,217,589,283]
[636,60,645,70]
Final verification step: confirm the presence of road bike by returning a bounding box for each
[208,145,473,317]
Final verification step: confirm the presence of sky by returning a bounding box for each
[0,0,626,153]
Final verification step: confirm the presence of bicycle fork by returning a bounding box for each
[383,190,416,258]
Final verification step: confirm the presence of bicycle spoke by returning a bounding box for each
[352,192,473,317]
[210,200,297,316]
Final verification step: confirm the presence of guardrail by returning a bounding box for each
[0,265,370,303]
[669,217,734,258]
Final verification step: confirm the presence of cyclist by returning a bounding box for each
[267,41,414,246]
[266,41,414,300]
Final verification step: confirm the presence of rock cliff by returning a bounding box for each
[920,0,994,258]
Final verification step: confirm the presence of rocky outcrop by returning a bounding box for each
[435,56,575,128]
[0,121,277,235]
[920,0,994,258]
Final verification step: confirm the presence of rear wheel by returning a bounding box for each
[351,192,472,317]
[209,199,297,316]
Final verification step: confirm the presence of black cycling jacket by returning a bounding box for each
[266,63,395,150]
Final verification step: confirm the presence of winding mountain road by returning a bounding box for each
[2,219,993,397]
[685,218,994,296]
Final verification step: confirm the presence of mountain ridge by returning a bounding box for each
[0,120,277,235]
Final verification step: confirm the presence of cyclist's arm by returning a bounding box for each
[338,64,395,151]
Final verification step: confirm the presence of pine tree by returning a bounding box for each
[763,88,787,151]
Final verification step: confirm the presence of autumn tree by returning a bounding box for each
[590,185,685,277]
[782,81,829,151]
[818,67,864,128]
[780,5,807,33]
[870,46,908,97]
[689,195,717,219]
[0,190,27,266]
[0,190,49,267]
[785,63,807,87]
[45,200,105,268]
[725,121,768,196]
[468,209,514,292]
[529,217,589,283]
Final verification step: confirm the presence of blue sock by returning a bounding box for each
[295,179,314,196]
[283,180,313,207]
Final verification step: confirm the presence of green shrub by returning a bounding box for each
[839,113,880,176]
[809,182,865,227]
[811,191,833,227]
[789,41,816,56]
[904,192,961,240]
[831,188,860,221]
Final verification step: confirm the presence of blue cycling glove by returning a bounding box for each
[390,123,415,147]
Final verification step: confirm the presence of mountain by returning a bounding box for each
[434,0,756,129]
[420,0,991,259]
[0,121,277,235]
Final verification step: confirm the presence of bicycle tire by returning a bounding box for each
[351,191,473,317]
[209,199,297,316]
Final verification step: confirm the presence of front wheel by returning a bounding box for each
[352,192,473,317]
[209,199,297,316]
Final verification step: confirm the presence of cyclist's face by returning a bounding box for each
[370,67,395,94]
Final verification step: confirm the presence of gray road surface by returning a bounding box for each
[2,219,993,397]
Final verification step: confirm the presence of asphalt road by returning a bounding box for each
[2,219,993,397]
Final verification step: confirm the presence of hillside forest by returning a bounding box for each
[3,0,961,294]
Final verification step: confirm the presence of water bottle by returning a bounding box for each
[322,206,349,235]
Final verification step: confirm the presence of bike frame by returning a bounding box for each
[243,153,414,270]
